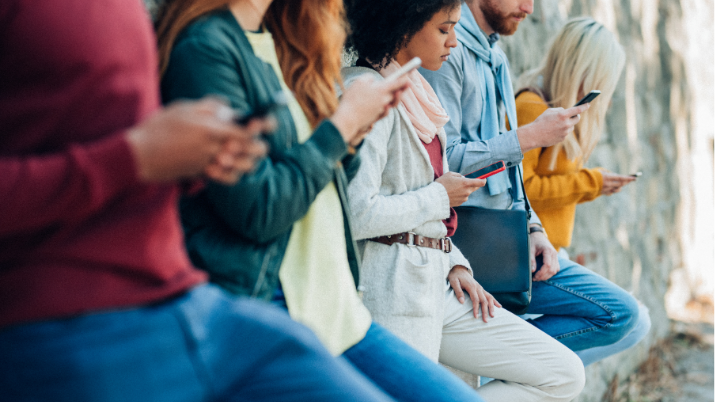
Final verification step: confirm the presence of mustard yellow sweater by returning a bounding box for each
[515,91,604,250]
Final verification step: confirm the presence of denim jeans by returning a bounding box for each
[271,286,485,402]
[527,256,640,352]
[575,302,651,366]
[0,285,395,402]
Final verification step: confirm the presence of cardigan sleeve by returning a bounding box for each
[517,92,604,211]
[346,109,451,241]
[162,31,348,244]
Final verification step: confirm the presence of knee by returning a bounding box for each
[608,293,641,340]
[545,347,586,401]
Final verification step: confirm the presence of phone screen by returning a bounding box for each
[465,161,506,179]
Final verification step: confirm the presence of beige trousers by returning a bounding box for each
[439,288,585,402]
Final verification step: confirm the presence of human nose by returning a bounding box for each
[447,28,458,48]
[521,0,534,14]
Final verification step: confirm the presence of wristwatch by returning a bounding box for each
[529,224,547,237]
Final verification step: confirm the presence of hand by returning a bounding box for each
[530,230,559,281]
[448,265,502,322]
[332,74,409,144]
[517,103,590,152]
[127,98,269,184]
[435,172,486,207]
[600,170,636,195]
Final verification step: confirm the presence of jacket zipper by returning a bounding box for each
[251,246,276,298]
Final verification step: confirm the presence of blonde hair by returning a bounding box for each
[517,17,626,169]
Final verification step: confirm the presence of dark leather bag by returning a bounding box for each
[450,167,532,314]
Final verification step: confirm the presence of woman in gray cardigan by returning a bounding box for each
[344,0,585,401]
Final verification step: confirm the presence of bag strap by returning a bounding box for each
[509,164,532,221]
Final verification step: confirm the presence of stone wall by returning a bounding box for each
[498,0,714,400]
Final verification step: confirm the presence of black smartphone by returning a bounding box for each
[235,93,287,126]
[465,160,506,180]
[573,90,601,107]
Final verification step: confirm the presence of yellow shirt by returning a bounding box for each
[515,91,604,250]
[245,30,371,355]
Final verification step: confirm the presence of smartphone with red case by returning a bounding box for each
[465,160,506,179]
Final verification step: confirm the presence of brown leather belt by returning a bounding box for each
[369,232,452,253]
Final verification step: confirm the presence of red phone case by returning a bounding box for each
[467,161,506,179]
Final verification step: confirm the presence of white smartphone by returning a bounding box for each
[384,57,422,82]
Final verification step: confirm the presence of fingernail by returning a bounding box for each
[459,297,465,303]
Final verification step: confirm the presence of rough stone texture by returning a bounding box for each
[496,1,714,400]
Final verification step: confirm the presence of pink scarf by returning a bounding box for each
[379,60,450,144]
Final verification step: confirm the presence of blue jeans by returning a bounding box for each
[527,256,640,353]
[575,302,651,366]
[0,285,395,402]
[271,286,484,402]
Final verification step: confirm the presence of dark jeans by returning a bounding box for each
[0,285,394,402]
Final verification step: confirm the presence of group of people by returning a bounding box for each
[0,0,651,401]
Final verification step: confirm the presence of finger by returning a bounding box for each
[204,163,242,184]
[564,103,590,117]
[464,177,487,188]
[463,284,482,319]
[450,277,466,304]
[477,291,489,323]
[381,75,410,93]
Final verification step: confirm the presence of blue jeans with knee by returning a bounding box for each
[0,285,396,402]
[526,256,641,353]
[271,285,485,402]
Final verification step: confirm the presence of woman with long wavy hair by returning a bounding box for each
[156,1,486,401]
[515,17,650,366]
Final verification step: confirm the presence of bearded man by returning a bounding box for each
[421,0,646,368]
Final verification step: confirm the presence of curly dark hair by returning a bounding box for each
[345,0,462,69]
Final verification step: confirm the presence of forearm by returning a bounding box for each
[446,129,523,175]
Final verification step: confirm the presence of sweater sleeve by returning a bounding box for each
[162,33,347,244]
[0,132,139,237]
[517,92,604,211]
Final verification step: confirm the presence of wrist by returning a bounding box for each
[330,108,359,144]
[529,224,547,237]
[517,125,538,152]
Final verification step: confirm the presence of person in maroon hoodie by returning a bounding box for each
[0,1,399,401]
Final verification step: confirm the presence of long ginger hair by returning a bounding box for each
[155,0,346,128]
[517,18,625,169]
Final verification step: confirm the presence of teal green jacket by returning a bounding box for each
[160,9,361,300]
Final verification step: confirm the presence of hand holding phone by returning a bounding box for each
[465,160,506,180]
[384,57,422,82]
[436,172,486,207]
[234,92,287,126]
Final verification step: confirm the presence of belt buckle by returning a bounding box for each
[441,238,452,253]
[407,232,416,246]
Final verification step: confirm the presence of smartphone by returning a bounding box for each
[384,57,422,82]
[631,172,642,178]
[235,92,287,126]
[573,90,601,107]
[465,160,506,180]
